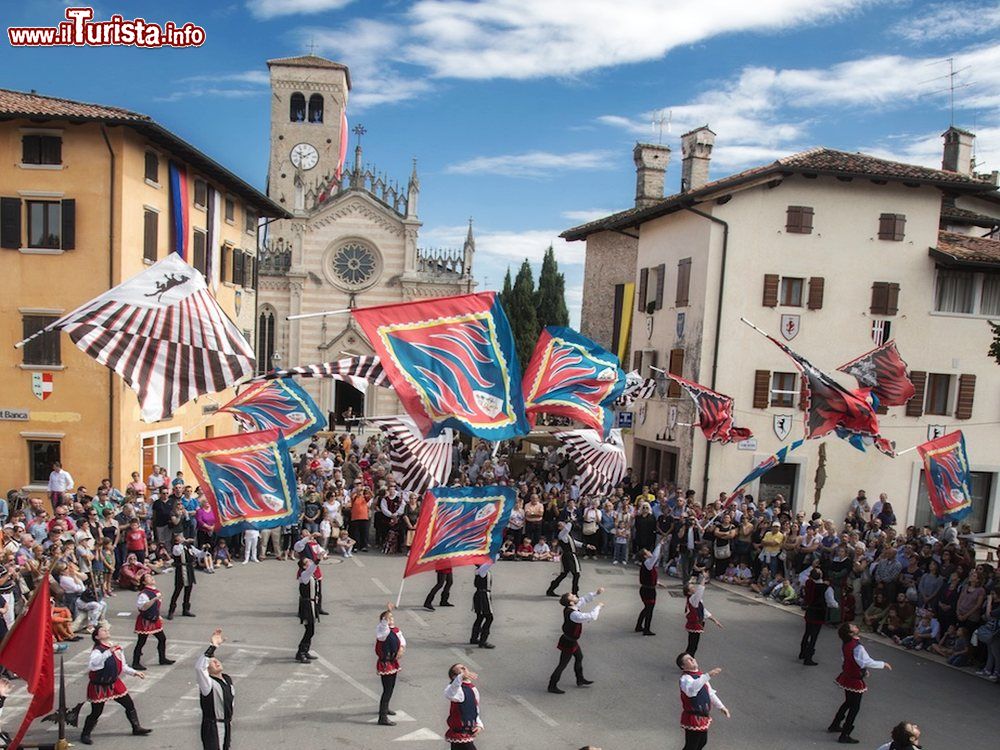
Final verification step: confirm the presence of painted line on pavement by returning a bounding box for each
[351,556,365,568]
[510,694,559,727]
[448,647,481,671]
[406,611,428,628]
[371,577,392,595]
[313,652,380,701]
[130,644,200,693]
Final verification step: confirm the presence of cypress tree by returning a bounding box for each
[500,267,513,311]
[535,245,569,330]
[508,258,540,367]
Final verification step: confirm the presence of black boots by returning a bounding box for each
[547,682,564,694]
[126,708,152,736]
[545,587,557,597]
[80,714,98,745]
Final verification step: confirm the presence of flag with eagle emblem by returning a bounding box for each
[918,431,973,521]
[218,378,325,446]
[522,326,625,437]
[352,292,528,440]
[179,429,300,536]
[403,485,515,578]
[664,373,752,444]
[837,340,915,407]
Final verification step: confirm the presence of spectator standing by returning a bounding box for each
[48,461,74,507]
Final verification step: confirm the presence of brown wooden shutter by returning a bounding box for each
[654,263,665,310]
[955,374,976,420]
[637,267,648,311]
[906,370,926,417]
[60,199,75,250]
[893,215,906,241]
[885,283,900,315]
[1,197,21,249]
[632,351,642,371]
[245,255,256,290]
[676,258,691,307]
[878,213,906,241]
[807,277,825,310]
[798,376,807,411]
[786,206,814,234]
[753,370,770,409]
[870,282,888,315]
[801,207,814,233]
[143,210,157,261]
[667,348,684,398]
[763,274,779,307]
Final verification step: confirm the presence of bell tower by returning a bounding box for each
[266,54,350,215]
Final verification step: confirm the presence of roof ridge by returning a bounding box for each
[0,86,149,120]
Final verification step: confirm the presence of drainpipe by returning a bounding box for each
[101,125,115,481]
[681,204,729,505]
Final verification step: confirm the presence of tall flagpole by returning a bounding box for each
[56,654,67,750]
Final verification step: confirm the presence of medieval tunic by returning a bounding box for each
[196,644,235,750]
[87,644,135,703]
[836,637,884,693]
[444,674,482,744]
[679,670,726,731]
[134,586,163,635]
[375,621,406,675]
[685,584,710,633]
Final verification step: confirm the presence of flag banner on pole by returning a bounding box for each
[337,109,348,181]
[352,292,529,440]
[206,186,221,292]
[404,485,515,578]
[13,253,255,423]
[614,370,656,406]
[664,373,753,444]
[249,355,391,393]
[370,415,453,495]
[917,430,973,521]
[0,580,54,750]
[219,378,325,446]
[179,428,300,536]
[837,340,915,407]
[553,428,627,496]
[522,326,626,438]
[725,439,805,506]
[764,334,893,456]
[168,161,190,260]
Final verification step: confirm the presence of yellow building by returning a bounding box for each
[0,89,288,495]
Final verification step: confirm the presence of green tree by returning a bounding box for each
[508,258,540,367]
[535,245,569,330]
[499,267,513,311]
[989,321,1000,365]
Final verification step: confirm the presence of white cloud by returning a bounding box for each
[247,0,354,20]
[180,70,270,86]
[864,126,1000,174]
[891,1,1000,42]
[445,150,612,178]
[561,208,620,223]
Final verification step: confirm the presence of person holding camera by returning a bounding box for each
[676,651,730,750]
[828,622,892,744]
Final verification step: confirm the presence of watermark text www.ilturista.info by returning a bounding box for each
[8,7,205,48]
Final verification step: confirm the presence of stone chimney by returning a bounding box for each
[633,142,671,208]
[680,126,715,192]
[941,126,975,175]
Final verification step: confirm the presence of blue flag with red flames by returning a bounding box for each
[917,430,973,521]
[179,428,300,536]
[403,485,515,577]
[522,326,625,438]
[352,292,528,440]
[724,440,805,506]
[218,378,325,446]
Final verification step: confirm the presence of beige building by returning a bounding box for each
[564,127,1000,533]
[258,55,476,424]
[0,89,286,493]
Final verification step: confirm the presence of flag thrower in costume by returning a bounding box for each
[352,292,529,440]
[218,378,326,446]
[917,431,973,522]
[249,354,391,393]
[369,415,454,495]
[837,340,915,407]
[553,428,627,496]
[180,428,300,537]
[522,326,625,438]
[403,486,515,578]
[13,254,255,422]
[661,371,752,444]
[0,574,54,750]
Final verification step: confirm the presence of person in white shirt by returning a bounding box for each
[444,663,482,749]
[48,461,74,507]
[676,652,729,750]
[375,603,406,726]
[80,626,150,745]
[829,622,892,744]
[196,628,234,750]
[876,721,920,750]
[547,588,605,694]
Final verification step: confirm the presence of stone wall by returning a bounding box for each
[579,230,638,351]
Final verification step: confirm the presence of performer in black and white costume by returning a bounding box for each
[167,535,207,620]
[545,521,581,597]
[196,628,235,750]
[547,587,604,694]
[131,573,174,670]
[470,562,495,649]
[799,567,838,666]
[296,558,320,664]
[81,626,151,745]
[375,603,405,727]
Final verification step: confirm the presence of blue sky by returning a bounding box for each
[5,0,1000,325]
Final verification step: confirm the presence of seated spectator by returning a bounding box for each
[335,529,356,558]
[199,545,215,573]
[750,567,774,594]
[533,538,552,561]
[51,596,80,642]
[498,538,516,561]
[118,553,151,590]
[946,626,972,667]
[929,624,959,658]
[863,592,890,631]
[214,540,234,568]
[516,538,534,560]
[899,611,938,650]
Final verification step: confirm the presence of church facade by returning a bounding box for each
[257,55,476,425]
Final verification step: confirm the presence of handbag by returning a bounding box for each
[714,542,731,560]
[582,520,598,536]
[975,620,999,645]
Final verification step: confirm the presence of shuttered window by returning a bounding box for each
[143,209,158,262]
[753,370,770,409]
[654,263,665,310]
[1,197,21,248]
[144,151,159,183]
[22,135,62,165]
[221,245,233,283]
[676,258,691,307]
[637,267,649,311]
[807,277,825,310]
[878,213,905,241]
[225,197,235,223]
[906,371,927,417]
[245,208,257,234]
[667,348,684,398]
[192,229,207,274]
[22,315,61,366]
[762,274,779,307]
[786,205,814,234]
[193,179,207,208]
[925,373,951,416]
[234,250,246,287]
[955,374,975,420]
[870,282,900,315]
[244,255,256,290]
[771,372,796,408]
[780,277,804,307]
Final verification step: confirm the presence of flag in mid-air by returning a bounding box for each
[250,355,391,393]
[664,373,753,444]
[724,440,805,506]
[219,378,326,446]
[553,428,627,496]
[13,254,255,422]
[0,580,54,750]
[837,340,915,407]
[522,326,625,437]
[917,431,973,521]
[370,415,454,495]
[615,370,657,406]
[352,292,529,440]
[404,485,515,578]
[180,429,300,536]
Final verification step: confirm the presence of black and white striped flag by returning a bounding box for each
[614,370,657,406]
[370,415,453,494]
[250,355,391,391]
[554,428,627,496]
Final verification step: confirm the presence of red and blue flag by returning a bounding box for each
[403,485,515,578]
[522,326,625,438]
[352,292,528,440]
[218,378,325,446]
[168,161,190,260]
[837,340,915,407]
[179,428,300,536]
[917,430,973,521]
[724,439,805,506]
[664,372,752,444]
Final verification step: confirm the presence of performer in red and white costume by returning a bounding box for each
[81,626,151,745]
[375,602,406,727]
[444,663,482,749]
[683,579,723,656]
[294,530,330,615]
[676,651,730,750]
[547,588,605,694]
[131,573,175,670]
[829,622,892,744]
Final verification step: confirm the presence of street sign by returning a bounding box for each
[0,408,29,421]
